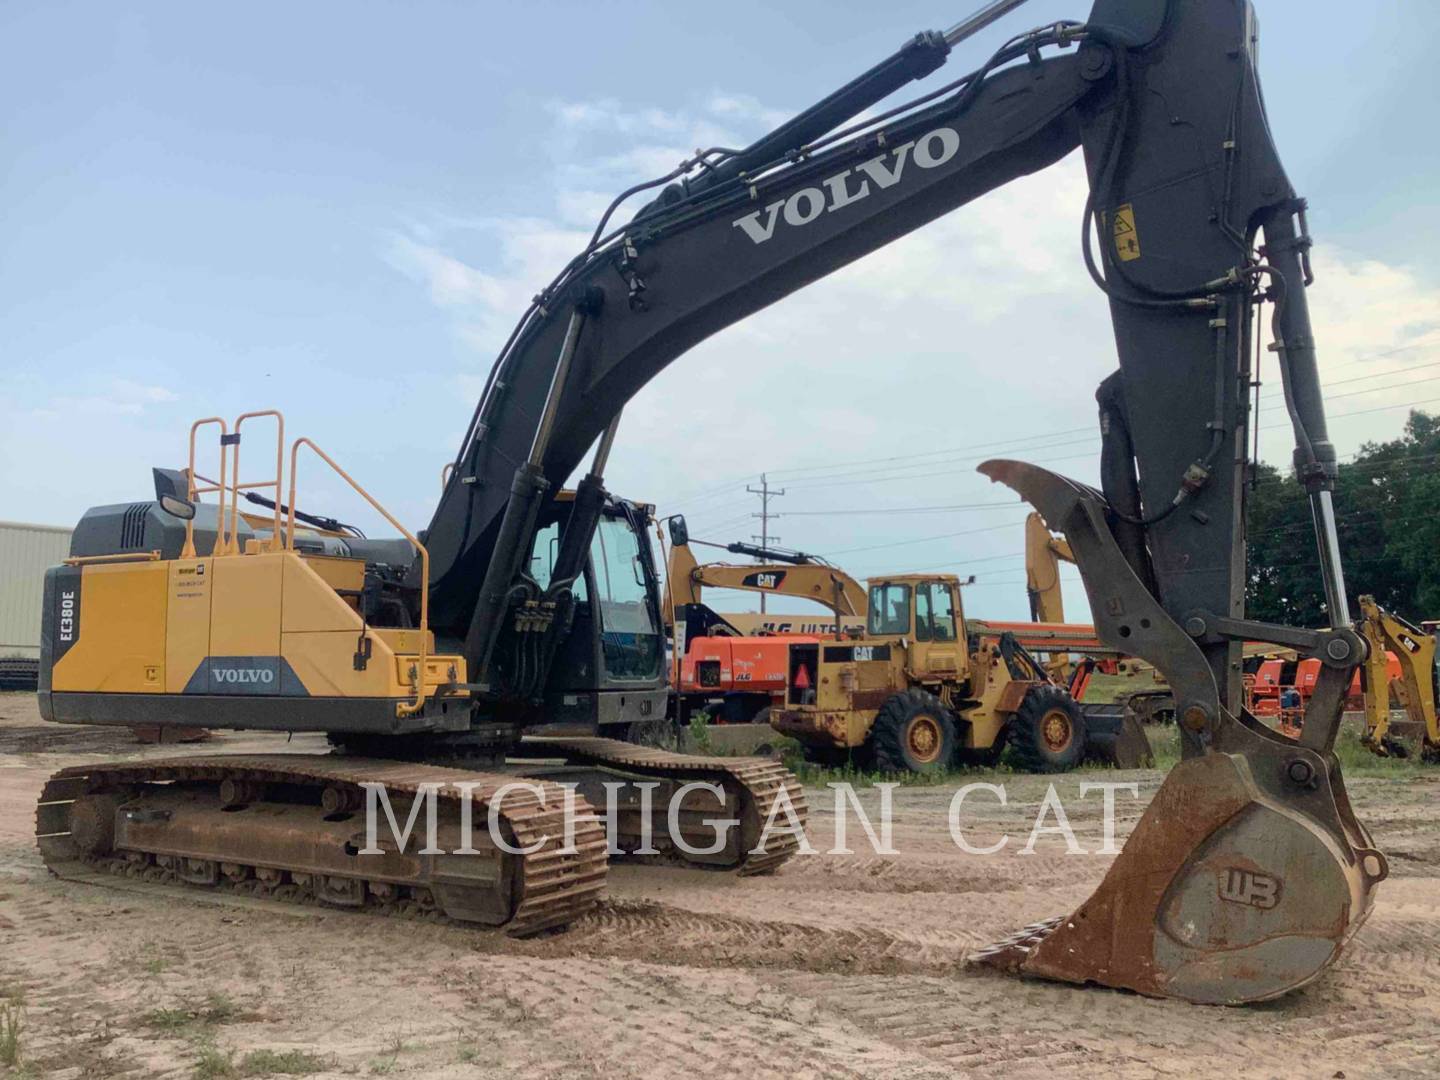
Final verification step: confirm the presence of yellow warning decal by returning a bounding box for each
[1112,203,1140,262]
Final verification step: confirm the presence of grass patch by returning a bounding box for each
[687,711,714,754]
[783,753,1019,788]
[1,1000,24,1068]
[144,992,244,1034]
[1333,721,1432,778]
[192,1042,324,1079]
[192,1039,236,1080]
[145,1007,195,1033]
[1140,715,1430,778]
[238,1048,323,1076]
[368,1031,410,1074]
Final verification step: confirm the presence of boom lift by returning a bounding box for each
[36,0,1383,1003]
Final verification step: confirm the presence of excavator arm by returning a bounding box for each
[1024,510,1074,624]
[414,0,1381,1003]
[663,514,867,629]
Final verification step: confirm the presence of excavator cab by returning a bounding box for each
[518,495,668,733]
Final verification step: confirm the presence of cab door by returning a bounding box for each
[911,581,961,679]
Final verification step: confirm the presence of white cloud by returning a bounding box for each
[32,378,180,418]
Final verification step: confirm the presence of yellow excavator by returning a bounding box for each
[36,0,1388,1005]
[663,513,867,639]
[1024,510,1073,626]
[1358,595,1440,761]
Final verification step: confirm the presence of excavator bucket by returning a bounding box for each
[975,460,1387,1004]
[972,749,1384,1002]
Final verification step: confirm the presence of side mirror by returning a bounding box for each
[667,514,689,546]
[152,467,196,521]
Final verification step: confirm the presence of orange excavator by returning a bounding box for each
[663,513,864,729]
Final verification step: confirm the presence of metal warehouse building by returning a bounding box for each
[1,520,73,686]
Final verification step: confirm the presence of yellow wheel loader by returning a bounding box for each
[771,572,1145,772]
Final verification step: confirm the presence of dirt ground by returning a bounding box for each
[2,692,1438,1079]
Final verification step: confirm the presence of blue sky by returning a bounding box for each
[4,1,1437,622]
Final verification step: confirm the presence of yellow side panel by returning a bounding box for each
[371,628,434,654]
[210,554,282,656]
[52,562,168,692]
[283,630,399,698]
[299,554,365,596]
[282,555,364,634]
[166,558,214,692]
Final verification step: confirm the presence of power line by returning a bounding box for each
[781,500,1021,517]
[746,473,785,612]
[825,517,1030,555]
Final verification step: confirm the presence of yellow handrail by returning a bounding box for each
[286,437,431,718]
[229,410,285,553]
[184,417,229,558]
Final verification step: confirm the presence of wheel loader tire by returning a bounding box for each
[1007,685,1087,774]
[869,689,956,775]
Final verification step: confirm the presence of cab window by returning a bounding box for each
[591,516,659,680]
[868,583,911,636]
[528,522,587,601]
[927,583,956,642]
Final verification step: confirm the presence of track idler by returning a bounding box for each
[975,460,1386,1004]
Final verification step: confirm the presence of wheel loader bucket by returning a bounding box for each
[1080,703,1154,768]
[971,750,1386,1004]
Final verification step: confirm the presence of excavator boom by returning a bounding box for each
[1024,511,1074,625]
[664,515,867,628]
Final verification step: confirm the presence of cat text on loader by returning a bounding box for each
[772,573,1149,772]
[38,0,1385,1004]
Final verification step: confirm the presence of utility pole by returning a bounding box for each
[747,473,784,613]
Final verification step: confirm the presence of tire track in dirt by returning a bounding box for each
[442,953,960,1080]
[764,853,1104,895]
[519,897,974,977]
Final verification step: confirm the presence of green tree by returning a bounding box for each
[1245,410,1440,624]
